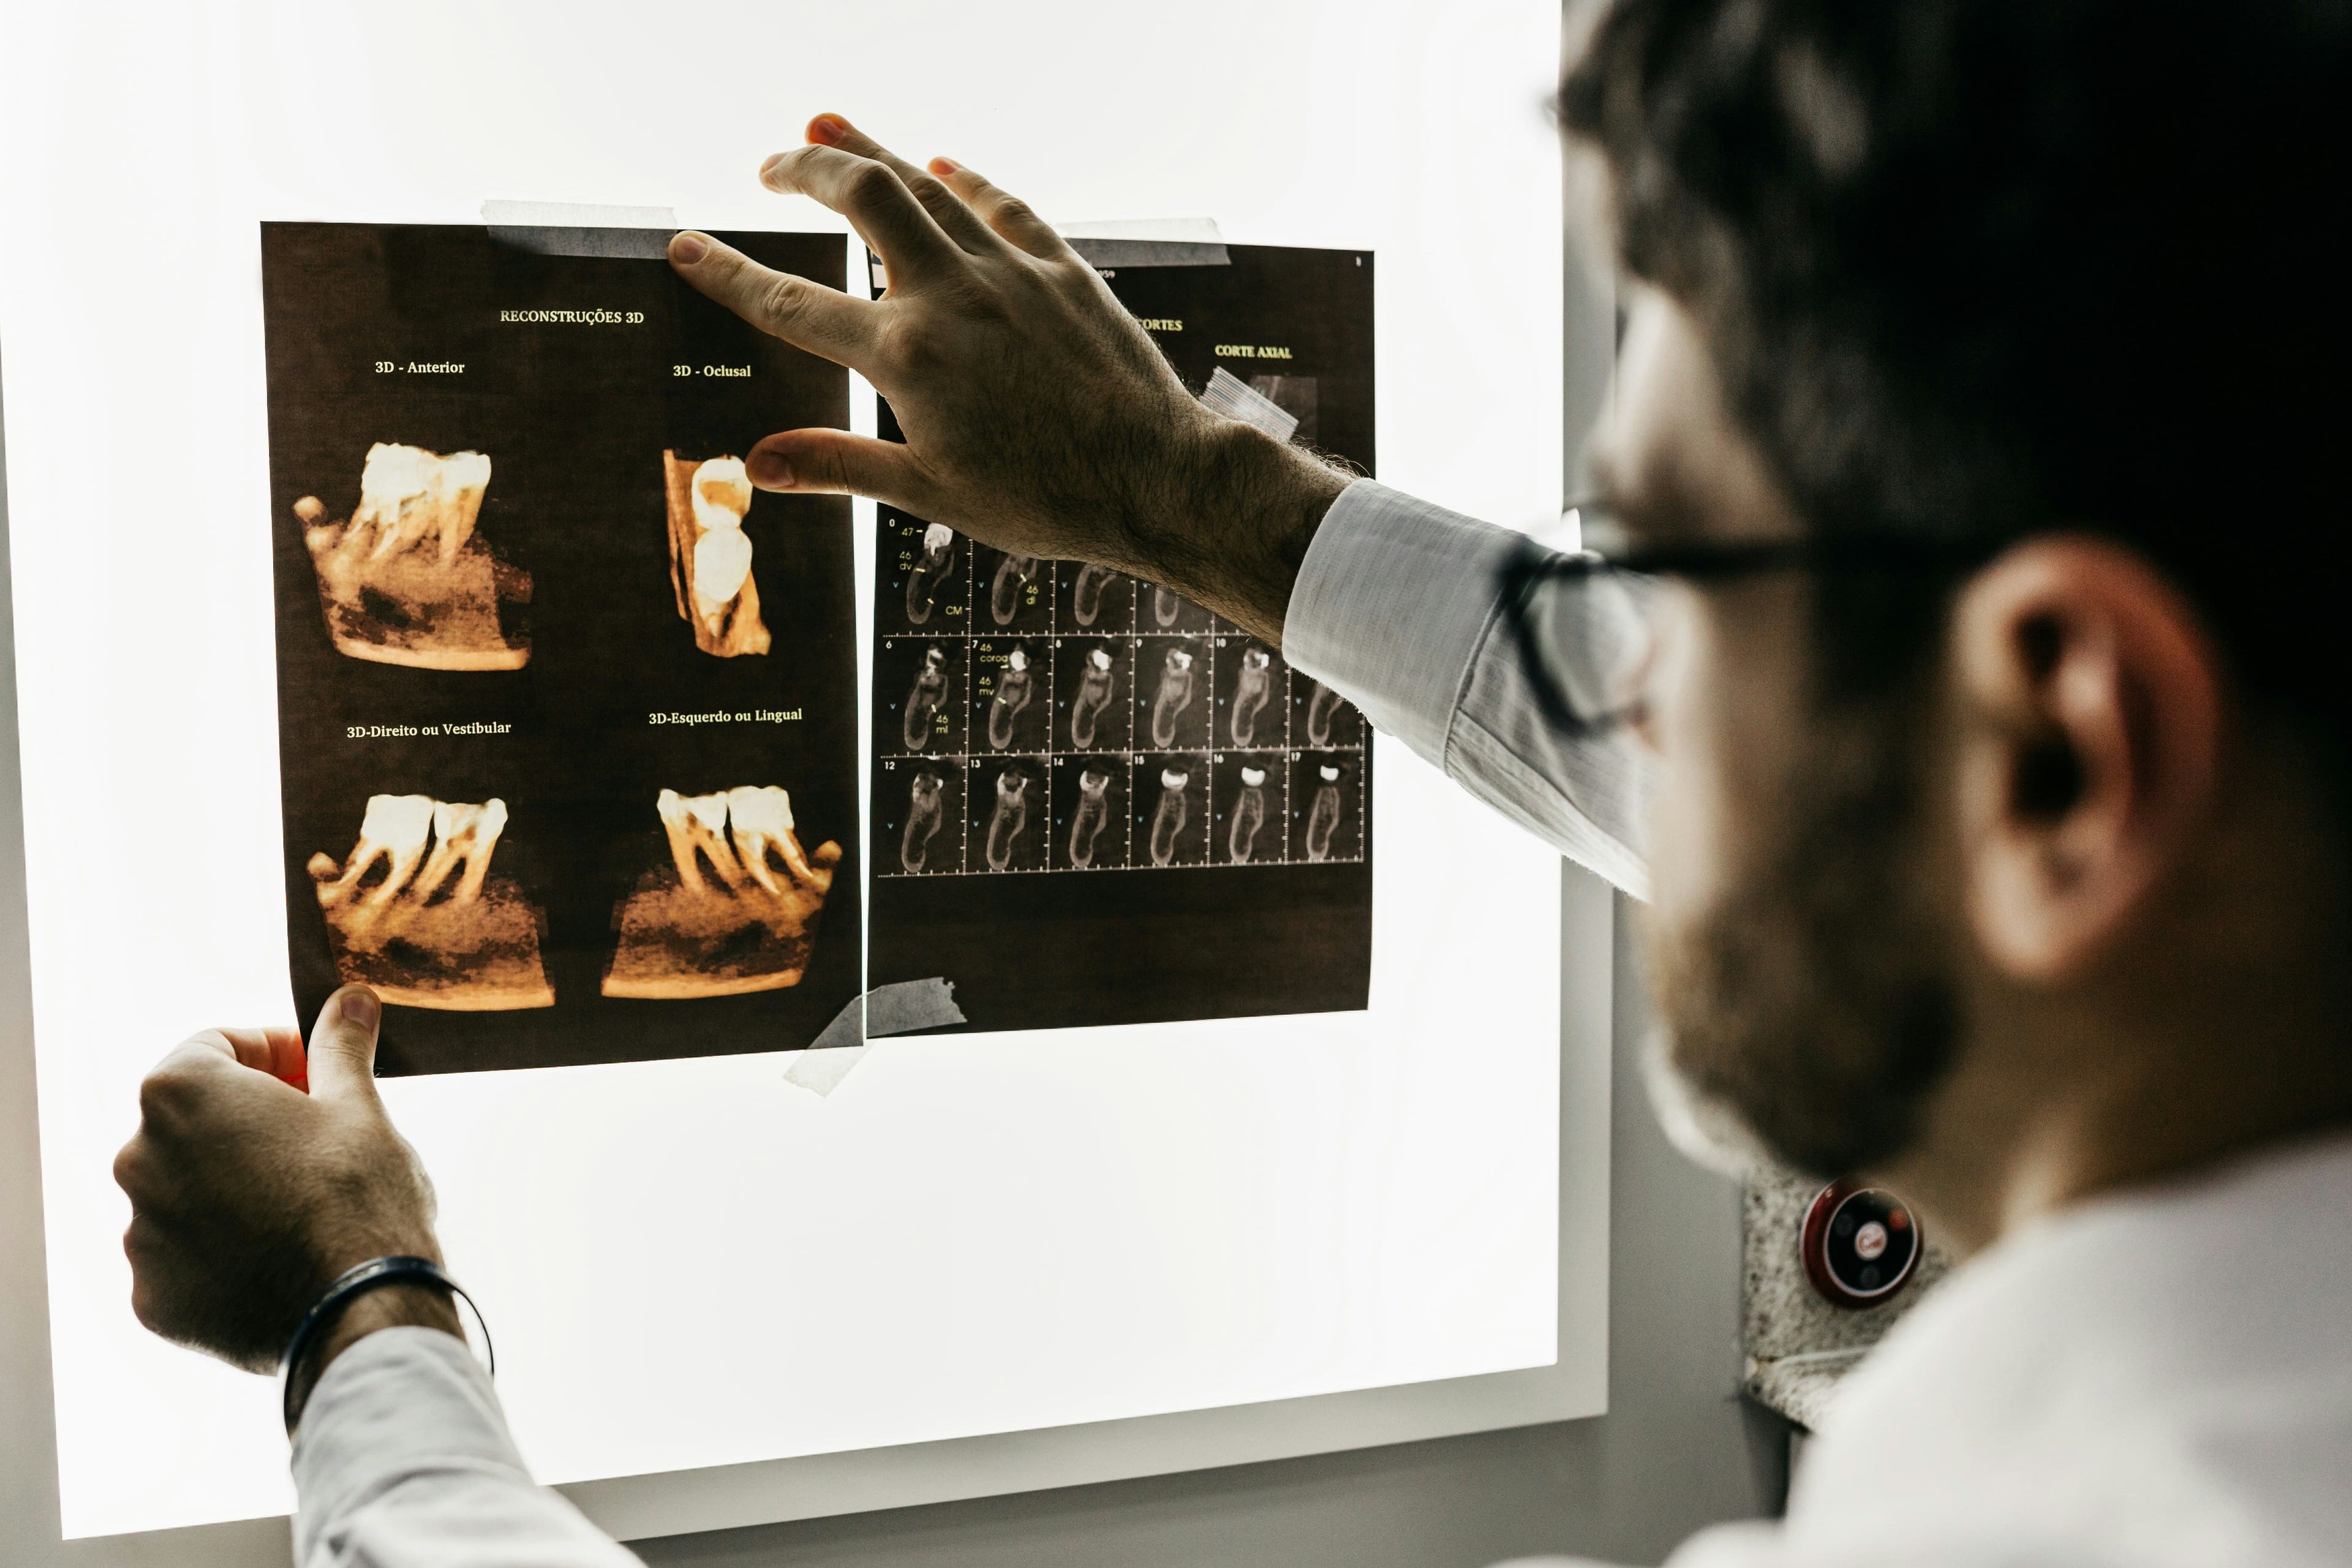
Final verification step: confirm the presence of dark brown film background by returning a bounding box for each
[260,224,860,1074]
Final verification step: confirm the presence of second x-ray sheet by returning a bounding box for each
[870,245,1373,1033]
[262,225,860,1075]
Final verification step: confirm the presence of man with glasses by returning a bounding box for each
[113,1,2351,1562]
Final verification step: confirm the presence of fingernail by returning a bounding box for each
[809,114,848,146]
[747,449,793,488]
[334,987,379,1031]
[929,157,960,176]
[759,151,789,184]
[669,231,709,265]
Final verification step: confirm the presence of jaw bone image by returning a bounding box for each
[1071,562,1118,627]
[1152,583,1182,627]
[904,644,952,751]
[1306,680,1348,746]
[1071,647,1116,748]
[1231,647,1275,746]
[984,767,1033,872]
[1150,767,1192,866]
[987,647,1036,749]
[295,443,529,670]
[1069,767,1112,869]
[663,453,771,657]
[990,552,1039,626]
[1149,646,1197,748]
[603,785,842,998]
[1229,766,1268,862]
[1306,763,1344,861]
[905,523,957,624]
[901,769,947,873]
[309,794,554,1009]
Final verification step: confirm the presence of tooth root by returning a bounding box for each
[726,785,809,895]
[350,443,490,564]
[655,790,704,892]
[336,793,437,910]
[413,798,508,905]
[657,788,746,891]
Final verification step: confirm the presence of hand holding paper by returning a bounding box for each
[668,113,1351,644]
[112,989,458,1378]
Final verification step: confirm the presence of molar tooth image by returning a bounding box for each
[1229,766,1268,862]
[1150,767,1192,867]
[1306,763,1344,861]
[986,647,1035,750]
[902,769,947,872]
[1069,767,1112,869]
[1149,646,1197,748]
[1071,647,1116,748]
[296,443,530,669]
[990,552,1039,626]
[904,644,952,752]
[984,767,1033,872]
[1306,680,1348,747]
[307,793,553,1009]
[663,451,771,657]
[603,784,842,998]
[905,523,957,624]
[1232,647,1275,746]
[1071,562,1118,627]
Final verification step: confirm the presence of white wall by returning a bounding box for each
[629,894,1785,1568]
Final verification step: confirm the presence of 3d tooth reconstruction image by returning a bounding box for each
[296,443,530,670]
[664,452,771,657]
[309,794,554,1009]
[603,786,842,999]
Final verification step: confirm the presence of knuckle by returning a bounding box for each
[991,194,1036,225]
[758,274,807,330]
[842,159,903,207]
[112,1138,148,1194]
[136,1067,190,1123]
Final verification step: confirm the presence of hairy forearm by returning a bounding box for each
[1127,420,1353,647]
[287,1282,466,1431]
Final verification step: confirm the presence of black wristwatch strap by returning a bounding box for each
[279,1255,494,1433]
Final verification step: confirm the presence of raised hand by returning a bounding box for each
[667,115,1351,644]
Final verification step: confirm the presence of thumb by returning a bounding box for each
[746,429,925,508]
[305,986,382,1102]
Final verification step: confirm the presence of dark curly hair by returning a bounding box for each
[1561,0,2350,722]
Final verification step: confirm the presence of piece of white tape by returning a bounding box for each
[1201,366,1300,442]
[1055,216,1230,269]
[481,199,677,258]
[785,977,966,1096]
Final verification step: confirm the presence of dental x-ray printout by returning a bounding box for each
[870,244,1374,1033]
[262,225,861,1075]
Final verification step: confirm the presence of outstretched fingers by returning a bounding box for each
[925,159,1072,262]
[669,233,878,371]
[801,114,1010,262]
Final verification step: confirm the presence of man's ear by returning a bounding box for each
[1949,538,2223,982]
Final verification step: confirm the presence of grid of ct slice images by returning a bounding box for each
[875,521,1366,876]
